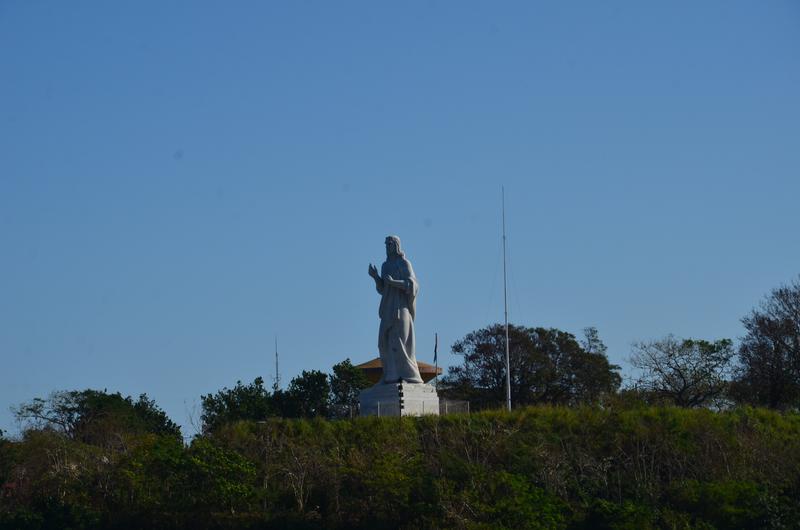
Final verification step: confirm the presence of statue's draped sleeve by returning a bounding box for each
[378,257,418,319]
[403,259,418,320]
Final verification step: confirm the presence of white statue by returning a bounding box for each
[368,236,424,384]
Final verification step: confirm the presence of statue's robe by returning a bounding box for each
[376,255,423,384]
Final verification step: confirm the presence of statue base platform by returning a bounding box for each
[359,382,440,417]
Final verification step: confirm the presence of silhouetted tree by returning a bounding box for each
[201,369,338,426]
[732,276,800,409]
[439,324,621,409]
[13,389,181,445]
[286,370,330,418]
[629,336,735,408]
[201,377,272,433]
[329,358,371,417]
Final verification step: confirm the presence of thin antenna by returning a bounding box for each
[273,336,281,391]
[434,333,439,391]
[502,186,511,411]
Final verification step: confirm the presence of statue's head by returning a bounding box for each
[385,235,404,258]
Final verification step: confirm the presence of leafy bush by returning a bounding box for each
[2,406,799,528]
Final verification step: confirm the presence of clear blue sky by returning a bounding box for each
[2,1,799,437]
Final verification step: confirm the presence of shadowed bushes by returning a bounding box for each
[2,406,799,529]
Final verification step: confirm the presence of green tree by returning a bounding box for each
[733,276,800,409]
[329,358,371,418]
[440,324,621,409]
[200,377,272,433]
[577,327,624,404]
[186,438,257,514]
[201,371,334,427]
[118,433,191,512]
[12,389,181,445]
[286,370,330,418]
[629,336,735,408]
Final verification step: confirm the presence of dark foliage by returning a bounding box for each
[439,324,621,409]
[2,406,799,529]
[733,276,800,410]
[12,390,181,445]
[629,336,735,408]
[285,370,331,418]
[201,369,343,431]
[329,359,371,418]
[201,377,273,434]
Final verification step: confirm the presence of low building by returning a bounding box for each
[354,357,442,384]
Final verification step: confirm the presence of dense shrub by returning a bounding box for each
[1,406,799,529]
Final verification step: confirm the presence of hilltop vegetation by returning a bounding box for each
[2,406,800,529]
[2,276,799,528]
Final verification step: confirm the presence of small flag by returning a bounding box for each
[434,333,438,365]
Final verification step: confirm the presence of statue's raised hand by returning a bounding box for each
[368,263,379,279]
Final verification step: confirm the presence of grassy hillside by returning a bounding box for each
[2,406,799,529]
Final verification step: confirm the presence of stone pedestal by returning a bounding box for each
[359,382,440,416]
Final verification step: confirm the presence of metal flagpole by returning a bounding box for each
[502,186,511,411]
[434,333,439,391]
[273,336,281,392]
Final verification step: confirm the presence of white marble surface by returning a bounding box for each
[368,236,424,384]
[359,382,440,416]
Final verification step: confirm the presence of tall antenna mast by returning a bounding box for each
[502,186,511,411]
[434,332,439,391]
[273,336,281,391]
